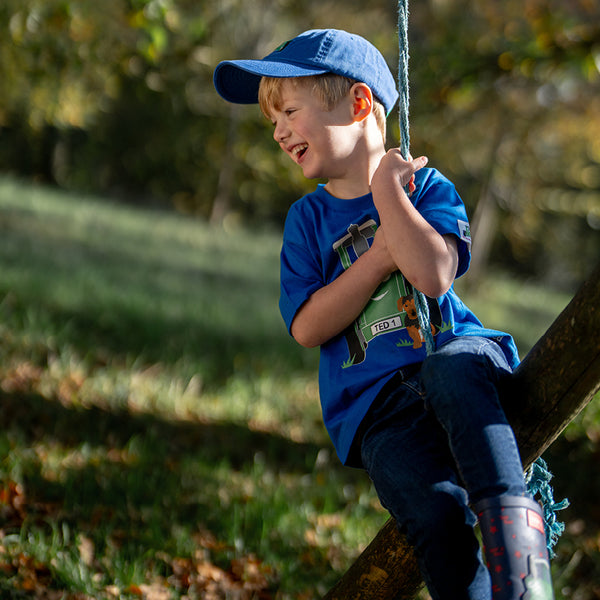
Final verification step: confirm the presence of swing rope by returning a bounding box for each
[397,0,411,163]
[396,0,567,555]
[397,0,435,355]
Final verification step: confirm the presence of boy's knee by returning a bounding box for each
[421,352,473,393]
[420,352,504,423]
[421,351,494,390]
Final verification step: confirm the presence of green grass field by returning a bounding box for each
[0,176,598,599]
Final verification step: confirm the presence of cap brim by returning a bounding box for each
[213,59,328,104]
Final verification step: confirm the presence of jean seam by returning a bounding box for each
[400,380,424,397]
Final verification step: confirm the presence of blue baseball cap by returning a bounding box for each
[213,29,399,115]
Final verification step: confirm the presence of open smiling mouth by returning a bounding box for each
[292,143,308,161]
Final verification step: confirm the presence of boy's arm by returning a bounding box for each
[370,151,459,298]
[290,228,396,348]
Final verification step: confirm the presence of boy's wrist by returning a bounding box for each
[363,234,397,281]
[372,180,412,219]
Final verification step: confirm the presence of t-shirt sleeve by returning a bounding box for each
[412,169,472,279]
[278,206,324,335]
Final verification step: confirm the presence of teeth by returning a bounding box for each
[292,143,308,157]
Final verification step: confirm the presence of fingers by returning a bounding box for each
[411,155,428,170]
[373,149,429,193]
[408,175,416,194]
[399,153,428,188]
[388,149,428,171]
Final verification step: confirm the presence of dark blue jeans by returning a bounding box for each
[358,336,527,600]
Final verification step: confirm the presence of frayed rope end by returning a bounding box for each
[526,457,570,558]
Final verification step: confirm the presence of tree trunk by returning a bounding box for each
[323,262,600,600]
[467,112,505,285]
[210,105,240,227]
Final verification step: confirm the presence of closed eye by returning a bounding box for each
[269,108,295,127]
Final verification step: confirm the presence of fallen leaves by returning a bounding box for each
[0,359,86,407]
[0,360,283,599]
[0,550,53,597]
[0,532,278,599]
[0,361,43,394]
[166,550,277,599]
[0,359,325,599]
[0,481,278,600]
[0,479,27,528]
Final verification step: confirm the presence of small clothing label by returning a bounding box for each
[457,219,472,250]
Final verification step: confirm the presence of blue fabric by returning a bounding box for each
[279,168,520,465]
[359,336,527,600]
[213,29,399,115]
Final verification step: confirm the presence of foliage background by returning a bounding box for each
[0,0,599,286]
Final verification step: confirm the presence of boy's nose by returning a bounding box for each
[273,121,289,143]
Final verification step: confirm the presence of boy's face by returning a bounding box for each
[268,79,361,183]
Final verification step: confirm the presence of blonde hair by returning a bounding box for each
[258,74,387,142]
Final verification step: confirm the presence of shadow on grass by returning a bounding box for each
[0,387,353,576]
[0,388,324,482]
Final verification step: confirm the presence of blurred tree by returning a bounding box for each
[406,0,600,287]
[0,0,598,285]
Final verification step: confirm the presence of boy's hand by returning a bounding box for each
[370,149,458,298]
[372,149,428,196]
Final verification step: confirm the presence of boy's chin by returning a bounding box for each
[300,165,325,180]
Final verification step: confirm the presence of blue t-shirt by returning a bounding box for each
[279,168,519,465]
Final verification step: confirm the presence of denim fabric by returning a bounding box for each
[358,336,527,600]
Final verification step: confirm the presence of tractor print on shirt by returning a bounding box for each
[332,219,442,366]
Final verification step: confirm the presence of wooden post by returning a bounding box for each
[323,263,600,600]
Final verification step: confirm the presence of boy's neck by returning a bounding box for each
[324,144,386,200]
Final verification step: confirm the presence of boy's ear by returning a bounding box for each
[351,83,373,123]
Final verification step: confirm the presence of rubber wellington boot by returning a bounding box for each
[475,495,554,600]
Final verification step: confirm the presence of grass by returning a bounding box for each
[0,176,598,599]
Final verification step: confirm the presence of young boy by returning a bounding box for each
[214,29,554,600]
